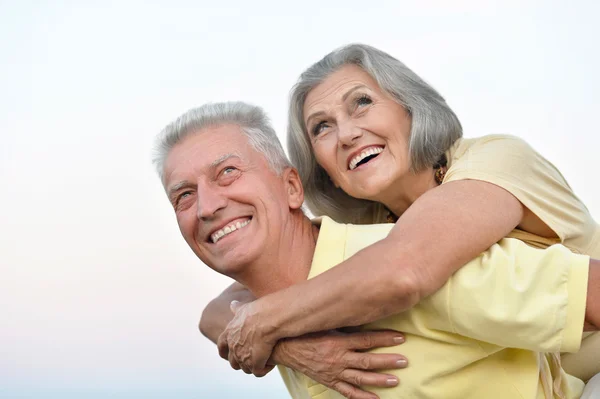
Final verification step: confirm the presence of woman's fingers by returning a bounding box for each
[343,351,408,371]
[252,365,275,378]
[268,330,408,398]
[227,352,241,371]
[217,333,229,360]
[340,369,400,388]
[331,381,380,399]
[347,330,405,351]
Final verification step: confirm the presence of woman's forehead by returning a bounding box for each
[303,65,379,115]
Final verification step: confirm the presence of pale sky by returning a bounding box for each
[1,1,599,398]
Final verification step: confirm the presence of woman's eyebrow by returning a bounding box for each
[305,111,326,128]
[305,85,369,126]
[341,84,368,102]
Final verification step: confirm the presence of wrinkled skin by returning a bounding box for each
[219,301,407,399]
[218,301,274,375]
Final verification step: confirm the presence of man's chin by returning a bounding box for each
[198,244,260,278]
[210,257,253,279]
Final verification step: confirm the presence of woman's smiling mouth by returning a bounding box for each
[348,146,384,170]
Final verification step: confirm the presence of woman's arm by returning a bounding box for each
[426,241,595,352]
[220,180,525,371]
[586,260,600,330]
[270,180,523,335]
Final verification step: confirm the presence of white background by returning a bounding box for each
[1,1,599,398]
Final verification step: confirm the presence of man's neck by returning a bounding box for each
[238,212,319,298]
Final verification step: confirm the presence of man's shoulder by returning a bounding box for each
[313,216,394,234]
[314,216,394,259]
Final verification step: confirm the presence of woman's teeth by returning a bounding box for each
[349,147,383,170]
[211,219,251,243]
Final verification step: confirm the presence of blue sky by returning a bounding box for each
[1,0,599,398]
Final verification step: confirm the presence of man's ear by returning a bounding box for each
[283,167,304,210]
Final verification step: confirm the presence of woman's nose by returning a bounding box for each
[337,122,363,148]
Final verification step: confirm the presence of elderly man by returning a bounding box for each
[154,102,600,399]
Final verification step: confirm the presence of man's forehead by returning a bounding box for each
[167,126,246,164]
[164,126,259,188]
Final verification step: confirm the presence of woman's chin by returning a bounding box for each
[346,184,390,203]
[343,163,404,202]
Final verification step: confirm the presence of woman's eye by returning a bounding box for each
[355,95,372,107]
[312,121,329,136]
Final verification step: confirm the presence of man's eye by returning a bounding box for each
[219,166,240,184]
[312,121,329,136]
[175,191,193,208]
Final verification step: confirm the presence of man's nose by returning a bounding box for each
[196,181,227,220]
[337,120,363,148]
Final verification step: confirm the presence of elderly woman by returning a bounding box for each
[201,44,600,397]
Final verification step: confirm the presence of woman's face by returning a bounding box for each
[303,64,412,202]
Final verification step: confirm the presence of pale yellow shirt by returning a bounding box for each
[279,217,589,399]
[445,134,600,381]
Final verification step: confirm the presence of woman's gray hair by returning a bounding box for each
[287,43,463,224]
[153,101,291,185]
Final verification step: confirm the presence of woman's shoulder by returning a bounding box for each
[447,133,562,184]
[449,134,534,163]
[446,134,597,247]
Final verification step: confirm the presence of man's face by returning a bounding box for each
[163,125,299,278]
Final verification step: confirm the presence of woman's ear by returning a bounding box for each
[283,167,304,210]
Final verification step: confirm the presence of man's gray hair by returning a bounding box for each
[287,43,463,224]
[153,102,291,184]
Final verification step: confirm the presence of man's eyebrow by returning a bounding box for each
[167,153,242,198]
[210,153,240,168]
[305,85,369,127]
[168,180,193,198]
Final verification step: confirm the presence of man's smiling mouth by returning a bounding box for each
[210,217,252,243]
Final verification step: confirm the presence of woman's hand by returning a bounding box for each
[272,330,407,399]
[199,282,255,344]
[218,300,276,374]
[219,300,407,399]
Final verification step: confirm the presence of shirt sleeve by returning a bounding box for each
[426,238,589,353]
[444,134,590,243]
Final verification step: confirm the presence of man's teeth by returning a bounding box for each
[349,147,383,170]
[211,219,251,243]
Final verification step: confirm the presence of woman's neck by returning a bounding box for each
[379,168,439,217]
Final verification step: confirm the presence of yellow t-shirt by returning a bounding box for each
[279,217,589,399]
[444,134,600,381]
